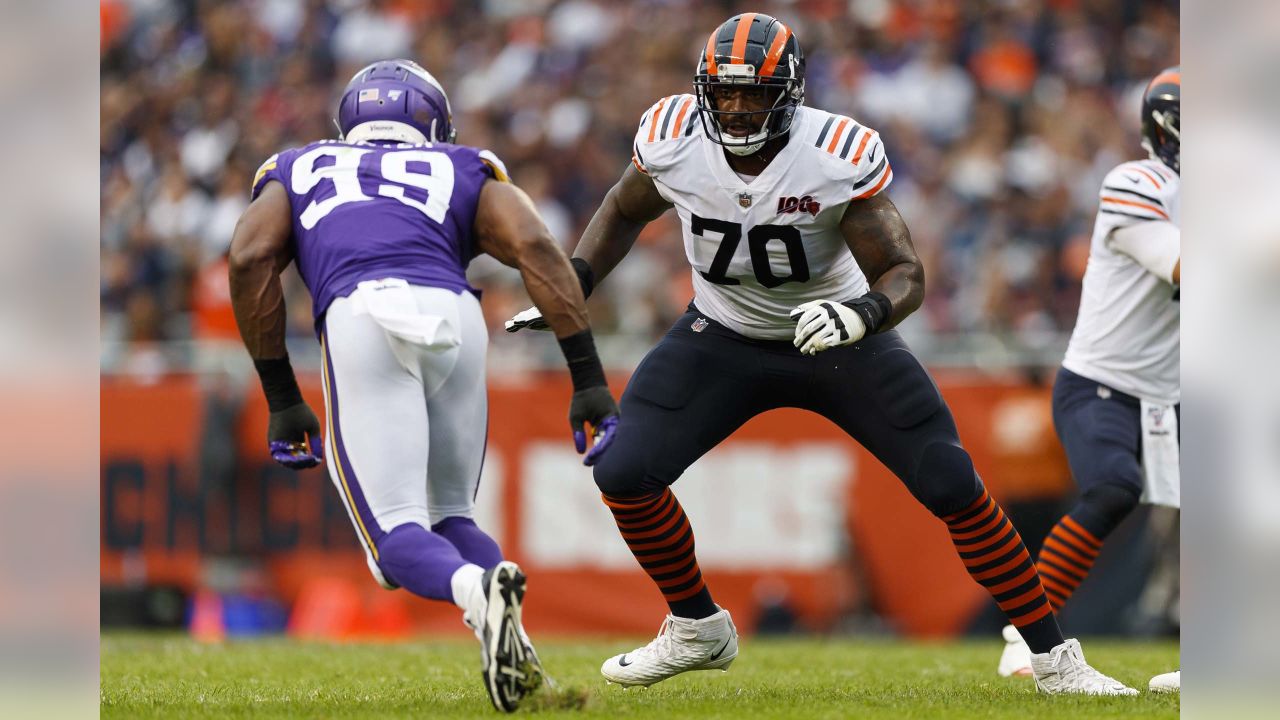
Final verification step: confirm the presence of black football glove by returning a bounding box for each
[569,386,620,466]
[267,402,324,470]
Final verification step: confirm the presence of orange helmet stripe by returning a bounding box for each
[730,13,757,63]
[1150,70,1181,89]
[758,24,792,77]
[704,31,718,75]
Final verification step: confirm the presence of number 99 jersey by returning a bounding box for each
[633,94,893,340]
[251,139,508,326]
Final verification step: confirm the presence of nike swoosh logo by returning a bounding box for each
[709,638,732,661]
[618,654,632,667]
[1125,174,1142,184]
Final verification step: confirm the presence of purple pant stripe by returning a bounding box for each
[322,330,386,549]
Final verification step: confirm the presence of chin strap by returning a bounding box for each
[722,127,770,156]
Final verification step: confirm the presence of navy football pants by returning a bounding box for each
[1050,367,1180,537]
[592,307,982,517]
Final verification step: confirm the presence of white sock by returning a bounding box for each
[450,563,484,612]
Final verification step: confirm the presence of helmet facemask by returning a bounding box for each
[695,62,803,155]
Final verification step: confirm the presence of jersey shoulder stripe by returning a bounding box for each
[638,94,697,144]
[1099,196,1169,220]
[251,153,280,196]
[633,94,699,175]
[811,114,870,162]
[478,149,509,182]
[1099,160,1174,222]
[799,106,894,200]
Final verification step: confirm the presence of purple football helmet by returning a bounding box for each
[336,59,456,145]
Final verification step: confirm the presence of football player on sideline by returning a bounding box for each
[997,69,1181,694]
[507,14,1134,695]
[229,59,620,712]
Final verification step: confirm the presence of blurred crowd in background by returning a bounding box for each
[100,0,1179,374]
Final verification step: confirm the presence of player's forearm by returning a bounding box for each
[229,252,290,360]
[516,237,591,339]
[869,261,924,330]
[572,194,644,289]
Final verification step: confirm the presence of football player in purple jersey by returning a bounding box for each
[229,59,619,713]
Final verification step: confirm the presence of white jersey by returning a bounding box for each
[1063,159,1180,404]
[633,95,893,339]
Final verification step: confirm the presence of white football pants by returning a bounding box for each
[319,281,488,588]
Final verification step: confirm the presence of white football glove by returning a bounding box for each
[504,305,551,332]
[789,299,867,355]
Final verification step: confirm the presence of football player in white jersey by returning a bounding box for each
[509,13,1134,695]
[996,69,1180,694]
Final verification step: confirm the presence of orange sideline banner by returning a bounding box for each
[101,371,1060,638]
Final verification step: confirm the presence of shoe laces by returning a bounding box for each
[632,616,676,661]
[1050,641,1121,688]
[1048,640,1086,670]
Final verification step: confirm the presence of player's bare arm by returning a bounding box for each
[504,164,670,333]
[475,177,621,462]
[790,194,923,355]
[573,164,673,285]
[840,193,924,329]
[228,179,323,469]
[473,179,591,339]
[229,180,293,359]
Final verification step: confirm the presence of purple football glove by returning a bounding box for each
[580,415,619,466]
[267,403,324,470]
[569,386,620,466]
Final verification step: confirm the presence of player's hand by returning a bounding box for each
[504,306,551,333]
[267,402,324,470]
[789,299,867,356]
[569,386,620,466]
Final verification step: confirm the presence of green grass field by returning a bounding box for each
[101,632,1178,719]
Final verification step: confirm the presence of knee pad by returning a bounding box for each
[593,453,662,497]
[912,442,982,517]
[1072,483,1141,539]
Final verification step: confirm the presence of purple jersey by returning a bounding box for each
[251,139,506,323]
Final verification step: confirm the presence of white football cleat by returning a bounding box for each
[1149,670,1180,693]
[1031,638,1138,696]
[601,608,738,687]
[998,624,1034,677]
[461,562,544,712]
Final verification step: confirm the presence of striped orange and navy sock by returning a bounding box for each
[602,489,718,620]
[944,488,1063,653]
[1036,515,1104,611]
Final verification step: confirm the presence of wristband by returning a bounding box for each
[557,329,607,391]
[571,257,595,299]
[254,356,305,412]
[841,291,893,335]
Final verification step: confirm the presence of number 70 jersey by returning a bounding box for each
[251,139,507,325]
[633,95,893,340]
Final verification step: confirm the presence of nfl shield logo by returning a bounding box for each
[738,192,753,208]
[691,317,709,332]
